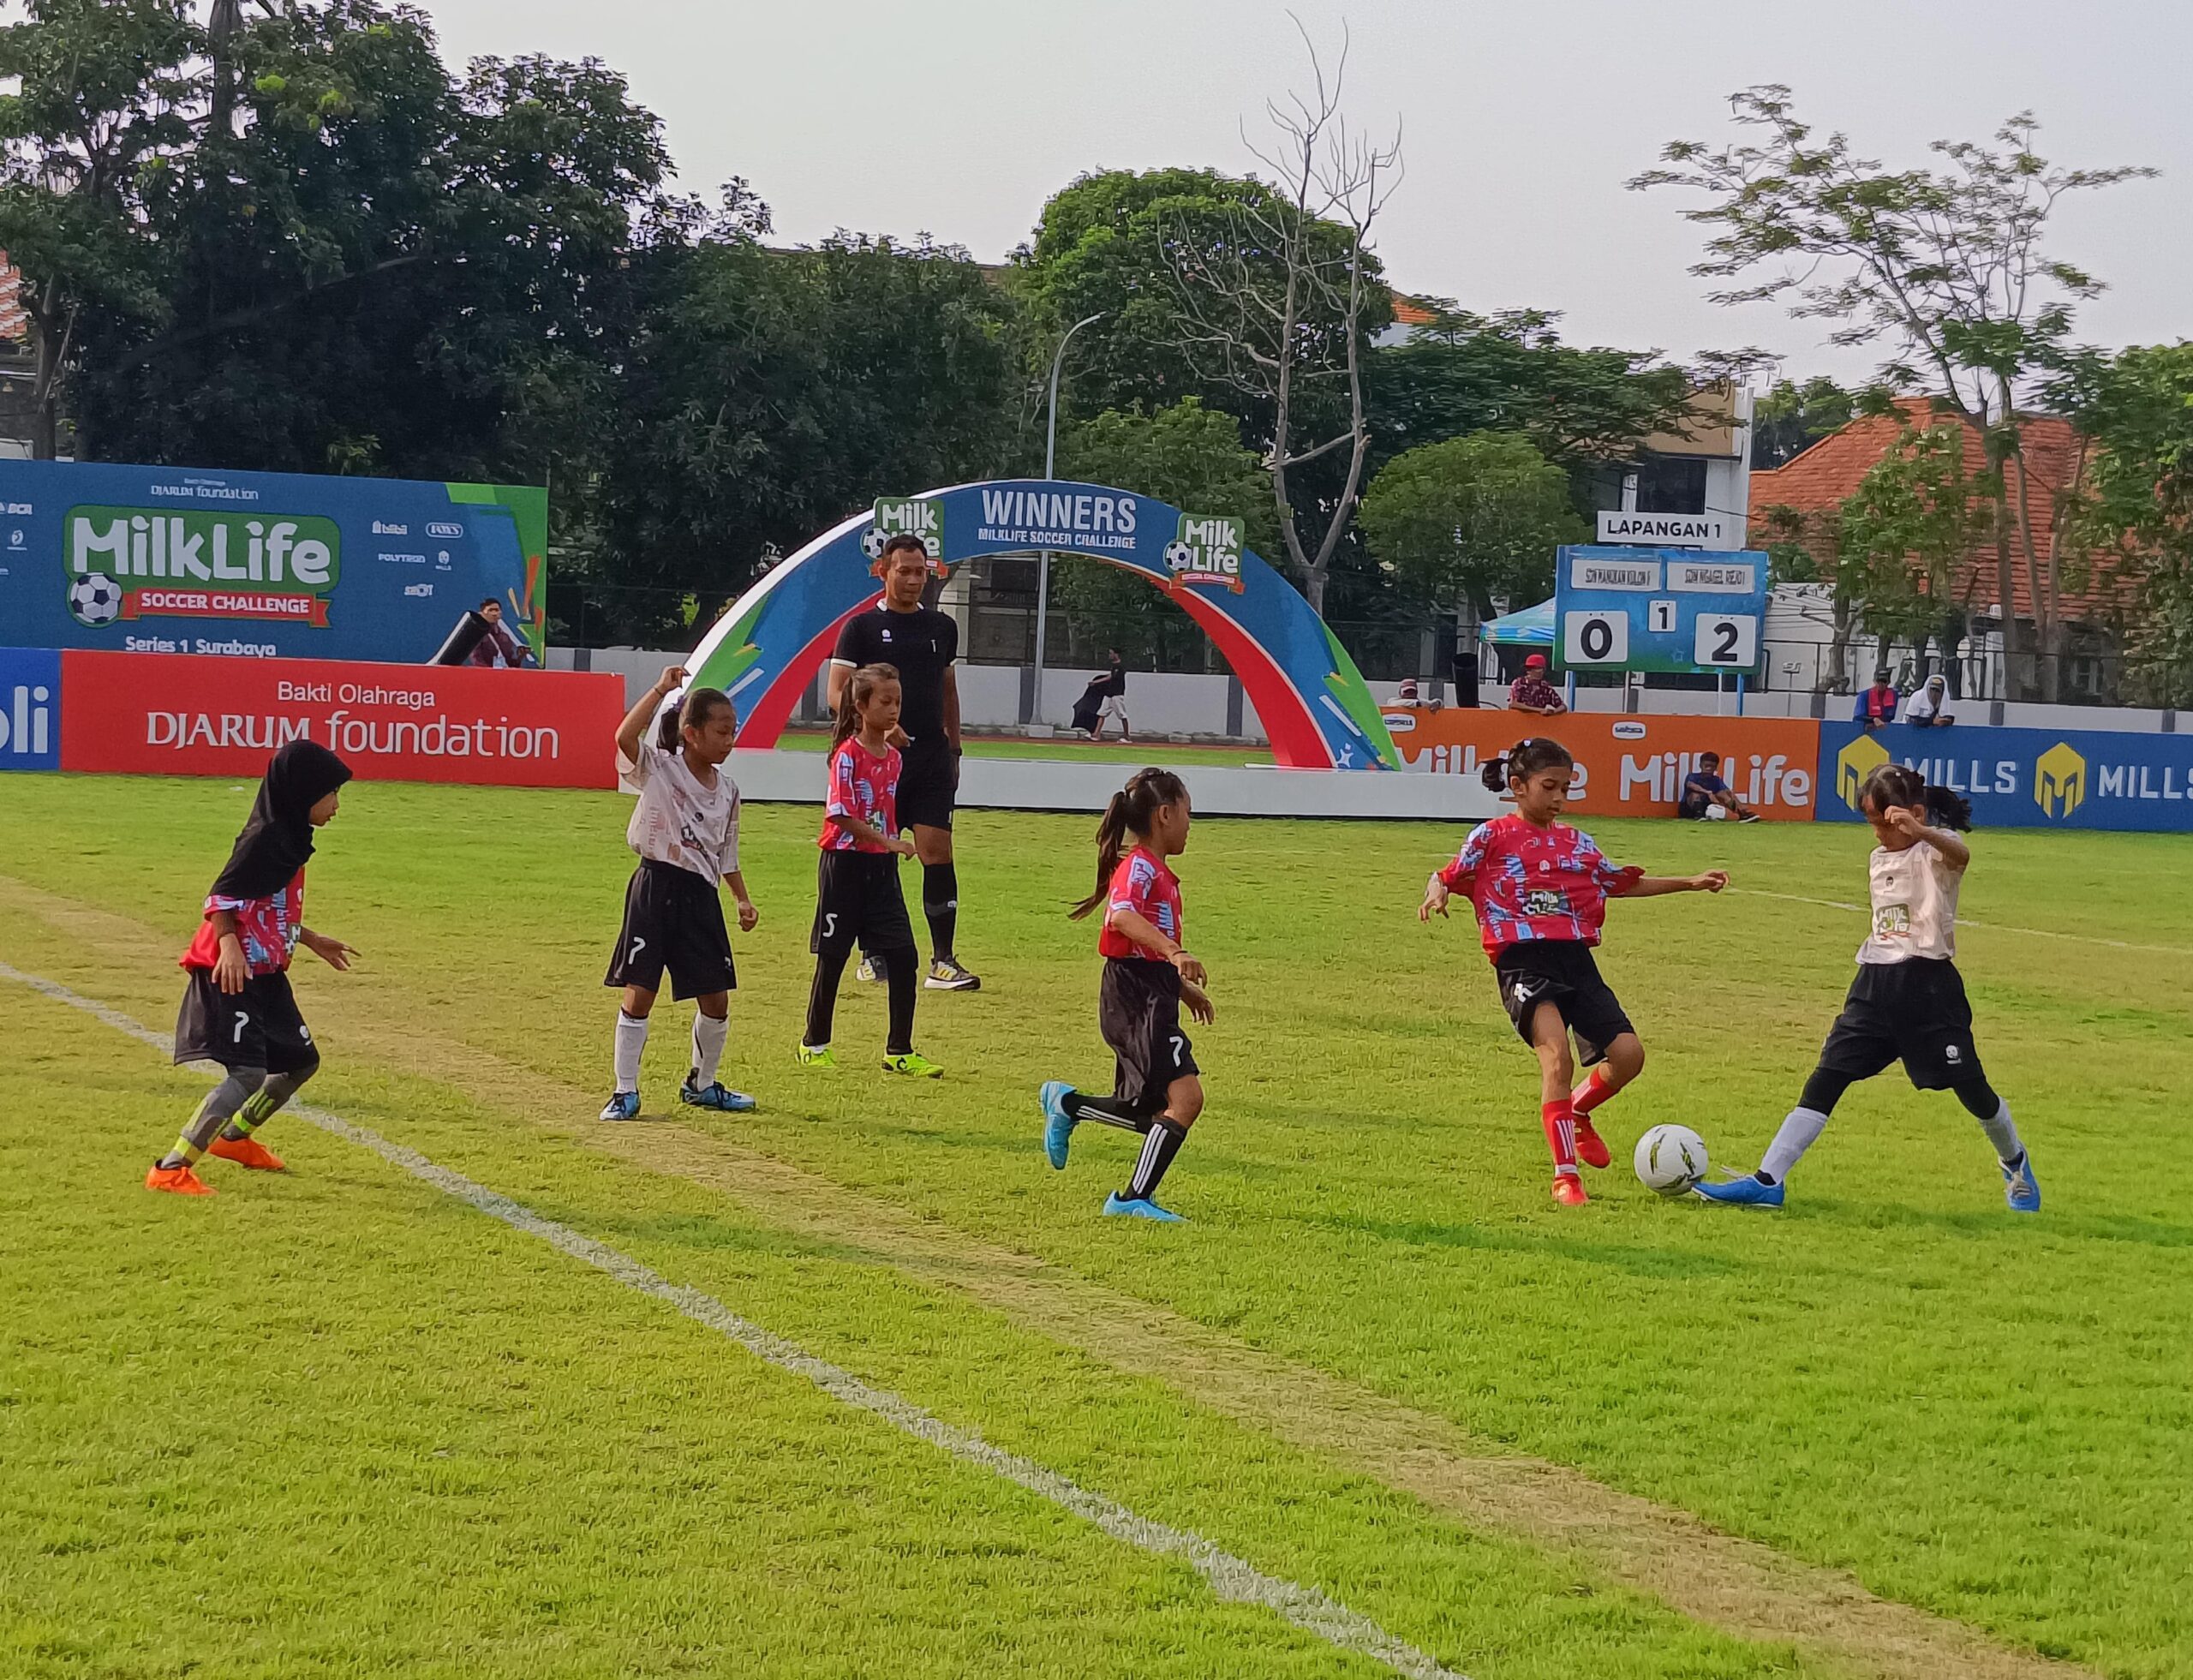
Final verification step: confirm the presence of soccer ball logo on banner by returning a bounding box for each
[1163,513,1246,595]
[69,573,124,626]
[866,497,947,577]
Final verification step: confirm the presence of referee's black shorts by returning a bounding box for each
[897,740,958,833]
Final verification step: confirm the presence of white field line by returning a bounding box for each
[0,959,1468,1680]
[1730,888,2193,958]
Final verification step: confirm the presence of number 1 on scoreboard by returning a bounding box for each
[1647,598,1676,634]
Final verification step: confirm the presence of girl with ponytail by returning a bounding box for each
[1698,762,2039,1211]
[1041,768,1211,1222]
[1421,738,1728,1206]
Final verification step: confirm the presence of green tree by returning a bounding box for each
[1837,421,1988,657]
[1358,432,1584,655]
[1634,88,2154,697]
[1750,375,1857,469]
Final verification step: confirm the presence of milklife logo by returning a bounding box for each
[0,647,60,769]
[865,497,945,564]
[66,505,341,628]
[1162,512,1245,594]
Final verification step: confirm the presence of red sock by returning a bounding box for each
[1540,1100,1579,1175]
[1573,1067,1618,1115]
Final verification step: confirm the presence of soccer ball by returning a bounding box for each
[860,525,888,560]
[69,572,125,627]
[1634,1123,1710,1197]
[1162,539,1195,571]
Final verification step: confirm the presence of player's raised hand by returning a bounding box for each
[655,664,688,695]
[1419,876,1451,922]
[1694,870,1729,894]
[1884,804,1928,840]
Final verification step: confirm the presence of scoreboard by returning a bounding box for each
[1551,546,1766,676]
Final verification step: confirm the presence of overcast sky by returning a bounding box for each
[426,0,2188,383]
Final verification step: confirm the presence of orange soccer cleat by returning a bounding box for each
[1572,1115,1612,1170]
[1551,1174,1590,1207]
[208,1135,286,1171]
[146,1162,215,1196]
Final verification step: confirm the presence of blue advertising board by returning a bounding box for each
[1552,546,1767,676]
[1820,721,2193,831]
[0,459,546,663]
[0,646,60,770]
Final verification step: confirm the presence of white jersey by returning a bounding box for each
[624,741,740,883]
[1856,839,1961,964]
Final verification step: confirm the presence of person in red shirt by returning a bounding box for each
[1038,768,1213,1223]
[150,740,357,1196]
[1419,738,1727,1205]
[798,663,941,1077]
[1507,653,1567,715]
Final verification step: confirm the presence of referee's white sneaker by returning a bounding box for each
[925,957,982,991]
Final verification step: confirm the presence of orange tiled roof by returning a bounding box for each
[0,251,22,342]
[1390,296,1437,327]
[1748,398,2124,623]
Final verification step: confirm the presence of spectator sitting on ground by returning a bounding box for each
[1507,653,1567,716]
[1678,750,1760,822]
[1854,668,1899,732]
[1905,673,1955,728]
[467,599,537,668]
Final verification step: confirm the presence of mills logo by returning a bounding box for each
[1836,731,1891,808]
[2034,741,2086,818]
[66,504,340,627]
[1162,512,1245,594]
[862,497,945,565]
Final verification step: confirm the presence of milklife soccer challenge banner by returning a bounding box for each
[0,459,547,663]
[57,650,623,789]
[1820,722,2193,831]
[1380,705,1820,821]
[681,479,1400,772]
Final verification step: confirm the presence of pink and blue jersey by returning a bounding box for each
[1098,845,1184,961]
[820,738,901,853]
[1437,814,1640,956]
[179,873,305,977]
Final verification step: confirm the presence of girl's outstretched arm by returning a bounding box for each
[1616,870,1728,898]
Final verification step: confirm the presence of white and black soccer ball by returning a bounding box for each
[1162,539,1196,571]
[69,572,125,627]
[860,525,888,560]
[1634,1123,1710,1197]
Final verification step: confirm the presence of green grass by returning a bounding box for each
[3,772,2190,1677]
[776,726,1272,765]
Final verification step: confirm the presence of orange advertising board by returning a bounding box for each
[1379,706,1822,821]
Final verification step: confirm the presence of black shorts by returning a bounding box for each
[897,742,959,833]
[174,968,320,1074]
[1814,959,1985,1091]
[605,860,736,1000]
[810,849,917,959]
[1099,957,1199,1116]
[1493,942,1633,1067]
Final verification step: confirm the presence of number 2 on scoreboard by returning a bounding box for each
[1692,613,1758,667]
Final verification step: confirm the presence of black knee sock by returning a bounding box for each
[1951,1077,2002,1120]
[804,948,852,1049]
[923,862,959,963]
[1125,1118,1188,1203]
[1064,1091,1146,1132]
[884,948,917,1055]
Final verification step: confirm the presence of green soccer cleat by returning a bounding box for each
[796,1043,837,1069]
[882,1050,944,1079]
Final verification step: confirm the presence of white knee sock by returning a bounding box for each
[690,1012,729,1086]
[1976,1100,2024,1166]
[613,1011,649,1093]
[1759,1106,1829,1184]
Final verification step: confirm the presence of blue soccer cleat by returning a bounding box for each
[599,1089,642,1122]
[1102,1192,1186,1223]
[1693,1173,1785,1208]
[1040,1080,1077,1169]
[680,1076,757,1114]
[2001,1151,2041,1213]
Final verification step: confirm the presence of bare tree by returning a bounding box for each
[1632,87,2153,697]
[1158,21,1400,615]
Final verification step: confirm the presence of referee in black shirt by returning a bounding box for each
[828,534,979,990]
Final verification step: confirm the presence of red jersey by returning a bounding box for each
[1098,845,1184,960]
[179,872,305,977]
[820,737,901,852]
[1437,814,1640,956]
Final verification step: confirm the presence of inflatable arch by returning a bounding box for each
[684,479,1399,771]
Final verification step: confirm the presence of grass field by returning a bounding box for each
[3,772,2190,1678]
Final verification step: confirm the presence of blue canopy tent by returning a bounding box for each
[1480,600,1553,646]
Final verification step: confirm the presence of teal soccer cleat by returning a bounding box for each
[1040,1080,1076,1169]
[2001,1151,2041,1213]
[1693,1173,1786,1208]
[1102,1192,1186,1223]
[680,1076,757,1114]
[599,1090,642,1122]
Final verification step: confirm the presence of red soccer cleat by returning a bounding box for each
[1572,1114,1612,1170]
[209,1135,286,1171]
[146,1162,215,1196]
[1551,1174,1589,1206]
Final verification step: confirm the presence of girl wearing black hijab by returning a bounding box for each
[151,740,357,1196]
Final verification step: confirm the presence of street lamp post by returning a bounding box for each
[1031,312,1103,731]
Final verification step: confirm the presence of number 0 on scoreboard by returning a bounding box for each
[1563,610,1629,667]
